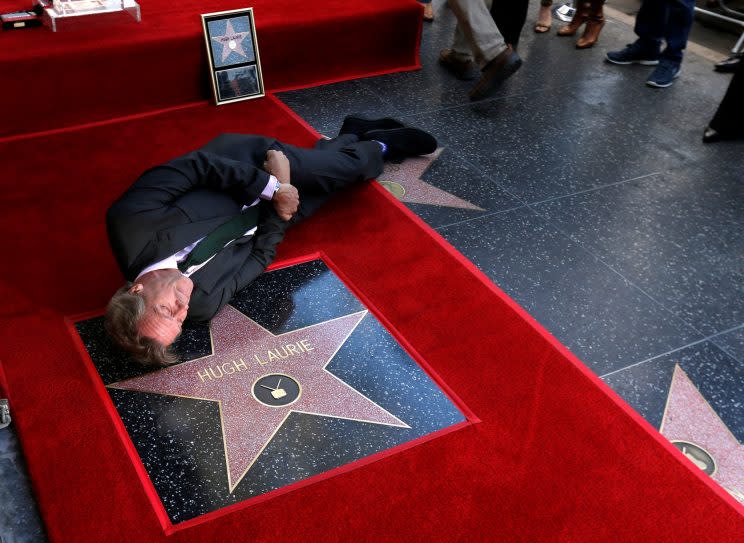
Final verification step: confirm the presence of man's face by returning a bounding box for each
[129,270,194,346]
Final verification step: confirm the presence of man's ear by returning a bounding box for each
[128,283,144,295]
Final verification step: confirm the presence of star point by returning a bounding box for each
[660,364,743,504]
[109,305,407,492]
[378,148,485,211]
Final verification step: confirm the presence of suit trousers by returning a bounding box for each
[200,132,384,228]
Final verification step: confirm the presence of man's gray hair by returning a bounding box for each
[104,283,178,367]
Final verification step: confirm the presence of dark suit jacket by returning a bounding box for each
[107,135,289,321]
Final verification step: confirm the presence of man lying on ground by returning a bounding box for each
[105,116,437,366]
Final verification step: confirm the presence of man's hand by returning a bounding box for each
[264,150,290,184]
[272,183,299,221]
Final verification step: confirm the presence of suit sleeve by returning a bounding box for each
[110,151,271,216]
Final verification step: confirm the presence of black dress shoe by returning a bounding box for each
[363,127,437,160]
[340,115,405,137]
[714,55,742,74]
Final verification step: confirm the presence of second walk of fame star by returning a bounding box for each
[108,305,409,492]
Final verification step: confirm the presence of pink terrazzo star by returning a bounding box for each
[109,306,408,492]
[211,19,252,63]
[378,148,484,210]
[660,365,743,503]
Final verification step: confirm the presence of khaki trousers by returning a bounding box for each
[448,0,507,67]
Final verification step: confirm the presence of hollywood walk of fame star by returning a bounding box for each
[211,19,252,64]
[377,148,484,211]
[108,305,408,492]
[660,365,743,503]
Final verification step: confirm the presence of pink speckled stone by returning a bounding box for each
[661,365,743,503]
[378,148,484,210]
[109,305,408,492]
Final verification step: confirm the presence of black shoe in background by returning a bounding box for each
[714,55,742,74]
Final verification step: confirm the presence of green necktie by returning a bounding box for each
[177,206,260,273]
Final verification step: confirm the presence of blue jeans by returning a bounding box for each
[634,0,695,63]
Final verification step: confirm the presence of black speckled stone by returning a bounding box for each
[437,207,701,375]
[277,80,404,136]
[403,92,687,204]
[712,326,744,364]
[602,340,744,442]
[75,259,465,524]
[360,11,624,115]
[534,162,744,335]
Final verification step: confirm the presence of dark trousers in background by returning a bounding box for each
[490,0,530,48]
[634,0,696,63]
[709,60,744,138]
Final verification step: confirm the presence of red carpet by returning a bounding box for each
[0,96,742,541]
[0,0,421,139]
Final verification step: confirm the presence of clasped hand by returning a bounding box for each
[264,150,299,221]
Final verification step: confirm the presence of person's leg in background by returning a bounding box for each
[443,0,522,99]
[633,0,668,57]
[447,0,507,67]
[534,0,553,33]
[704,59,744,142]
[490,0,530,48]
[575,0,605,49]
[660,0,695,64]
[605,0,663,67]
[438,0,495,80]
[645,0,694,87]
[420,0,434,22]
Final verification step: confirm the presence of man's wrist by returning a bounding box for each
[260,175,282,200]
[271,179,281,199]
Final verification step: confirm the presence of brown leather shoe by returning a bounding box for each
[439,48,477,80]
[576,0,604,49]
[468,46,522,101]
[557,1,590,37]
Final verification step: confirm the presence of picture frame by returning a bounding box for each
[201,8,265,105]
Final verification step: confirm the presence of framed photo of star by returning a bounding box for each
[201,8,265,105]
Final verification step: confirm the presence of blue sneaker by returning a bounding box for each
[646,59,681,88]
[606,41,660,65]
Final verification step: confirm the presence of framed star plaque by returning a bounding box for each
[201,8,265,105]
[74,257,474,525]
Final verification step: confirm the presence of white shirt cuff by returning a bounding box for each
[259,175,280,200]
